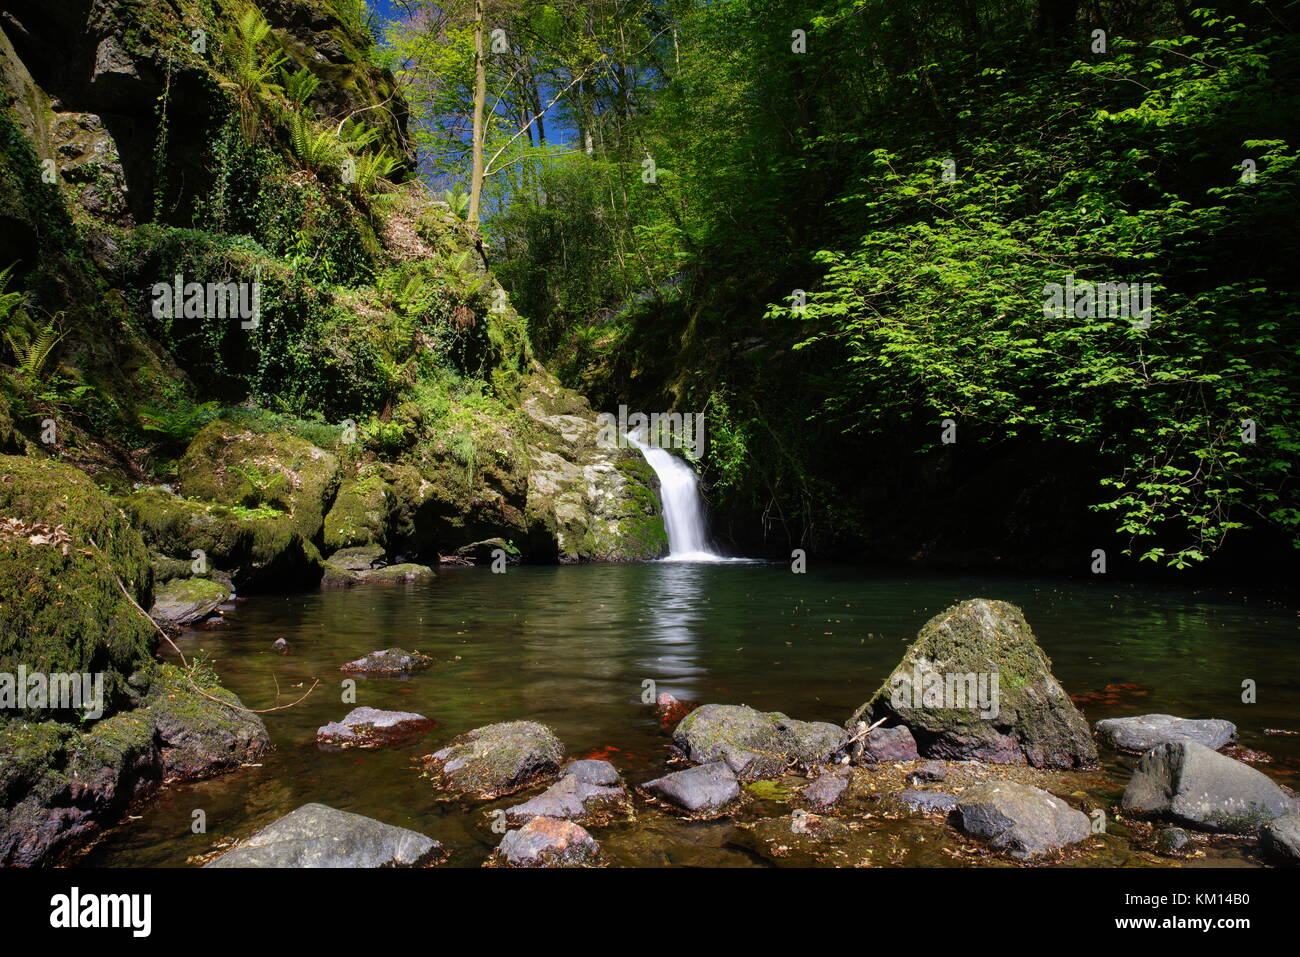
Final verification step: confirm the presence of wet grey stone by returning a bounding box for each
[1095,714,1236,753]
[504,761,629,825]
[207,804,441,868]
[1260,813,1300,866]
[316,707,433,750]
[642,762,741,815]
[1122,741,1291,833]
[956,781,1091,859]
[896,789,958,814]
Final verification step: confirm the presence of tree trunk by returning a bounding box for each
[468,0,487,226]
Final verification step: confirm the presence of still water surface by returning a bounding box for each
[86,563,1299,867]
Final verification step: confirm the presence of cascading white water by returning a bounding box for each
[626,434,722,561]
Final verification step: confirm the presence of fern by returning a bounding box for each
[289,112,341,170]
[280,66,321,112]
[220,5,287,140]
[3,317,62,383]
[0,264,24,323]
[443,186,470,221]
[350,148,399,192]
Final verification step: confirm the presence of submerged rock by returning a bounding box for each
[642,762,741,817]
[1095,714,1236,753]
[271,637,290,655]
[150,577,230,627]
[422,721,564,800]
[802,769,852,810]
[1121,741,1291,833]
[673,704,849,780]
[955,781,1091,859]
[908,760,948,785]
[1260,813,1300,866]
[849,599,1097,770]
[503,759,632,826]
[490,816,601,868]
[316,707,434,750]
[207,804,442,868]
[341,648,434,676]
[1153,826,1194,856]
[895,789,958,815]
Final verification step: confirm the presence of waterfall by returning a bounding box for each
[626,434,722,562]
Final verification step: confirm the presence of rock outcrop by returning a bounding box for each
[0,664,268,867]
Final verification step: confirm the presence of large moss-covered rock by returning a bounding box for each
[143,664,269,780]
[119,487,320,591]
[0,455,155,720]
[673,704,849,780]
[0,663,267,866]
[422,720,564,800]
[322,468,389,551]
[179,421,339,542]
[849,599,1097,770]
[521,370,667,562]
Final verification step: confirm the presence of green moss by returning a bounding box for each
[322,467,388,551]
[0,455,155,720]
[179,420,339,543]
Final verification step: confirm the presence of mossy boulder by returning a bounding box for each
[422,720,564,800]
[0,663,267,866]
[179,421,339,543]
[119,487,320,591]
[0,455,155,720]
[849,599,1097,770]
[673,704,849,780]
[322,469,389,551]
[143,664,269,780]
[150,576,229,627]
